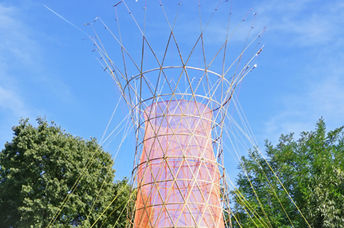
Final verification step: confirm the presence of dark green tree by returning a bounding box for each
[0,118,131,227]
[232,119,344,228]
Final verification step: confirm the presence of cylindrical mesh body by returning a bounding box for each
[134,100,224,227]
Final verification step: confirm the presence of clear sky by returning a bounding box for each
[1,0,343,180]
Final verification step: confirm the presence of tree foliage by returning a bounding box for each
[0,118,131,227]
[232,119,344,228]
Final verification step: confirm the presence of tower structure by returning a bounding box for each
[134,100,224,227]
[90,1,263,227]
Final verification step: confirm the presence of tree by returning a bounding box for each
[0,118,131,227]
[231,119,344,228]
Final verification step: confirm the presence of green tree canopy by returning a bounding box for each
[0,118,131,227]
[232,119,344,228]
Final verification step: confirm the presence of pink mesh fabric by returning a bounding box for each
[134,100,224,227]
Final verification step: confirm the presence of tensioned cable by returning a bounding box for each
[42,7,146,225]
[90,185,128,227]
[224,128,272,227]
[101,113,131,148]
[100,95,123,144]
[225,98,310,227]
[230,95,295,226]
[225,171,266,227]
[85,114,133,224]
[225,114,292,226]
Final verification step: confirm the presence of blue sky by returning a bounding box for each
[1,0,343,180]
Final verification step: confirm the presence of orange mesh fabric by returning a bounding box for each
[134,100,224,227]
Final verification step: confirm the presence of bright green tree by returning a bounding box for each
[232,119,344,228]
[0,118,131,227]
